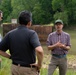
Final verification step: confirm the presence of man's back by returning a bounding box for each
[3,25,40,65]
[9,26,35,51]
[0,10,43,75]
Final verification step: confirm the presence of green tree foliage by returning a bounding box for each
[67,0,76,24]
[32,3,45,24]
[54,11,68,25]
[52,0,68,24]
[11,0,25,18]
[38,0,53,24]
[0,0,12,22]
[52,0,76,26]
[7,0,38,22]
[0,0,76,26]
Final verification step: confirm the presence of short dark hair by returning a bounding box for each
[18,10,32,25]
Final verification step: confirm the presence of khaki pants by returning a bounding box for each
[48,56,67,75]
[11,64,39,75]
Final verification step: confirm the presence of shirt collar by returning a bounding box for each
[18,25,27,29]
[55,31,63,35]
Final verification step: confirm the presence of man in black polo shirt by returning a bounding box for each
[0,10,44,75]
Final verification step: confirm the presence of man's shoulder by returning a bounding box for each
[29,29,35,33]
[63,31,70,36]
[28,29,37,34]
[49,31,56,36]
[3,28,17,38]
[8,28,17,34]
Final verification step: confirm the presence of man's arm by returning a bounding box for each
[60,44,71,50]
[35,46,44,69]
[30,31,44,69]
[48,41,61,51]
[48,45,56,50]
[0,50,11,59]
[48,43,71,51]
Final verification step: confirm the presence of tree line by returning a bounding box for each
[0,0,76,26]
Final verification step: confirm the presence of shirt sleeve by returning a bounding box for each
[66,34,71,47]
[0,33,10,52]
[30,31,41,48]
[46,34,52,46]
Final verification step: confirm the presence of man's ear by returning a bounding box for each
[27,21,32,28]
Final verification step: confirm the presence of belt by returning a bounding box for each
[52,54,66,58]
[12,62,36,68]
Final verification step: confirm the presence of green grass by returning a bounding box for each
[0,56,11,75]
[40,68,76,75]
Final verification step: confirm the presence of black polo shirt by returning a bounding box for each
[0,25,41,65]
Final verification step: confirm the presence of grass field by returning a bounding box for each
[0,28,76,75]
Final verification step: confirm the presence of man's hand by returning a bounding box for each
[47,41,63,50]
[0,50,11,59]
[59,43,70,50]
[54,41,63,48]
[48,41,70,51]
[30,63,41,71]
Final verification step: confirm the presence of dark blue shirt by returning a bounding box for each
[0,25,41,65]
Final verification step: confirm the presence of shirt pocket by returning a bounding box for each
[60,37,67,45]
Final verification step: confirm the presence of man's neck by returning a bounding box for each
[56,30,63,34]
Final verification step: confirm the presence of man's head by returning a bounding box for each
[0,10,3,21]
[18,10,32,26]
[54,19,63,31]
